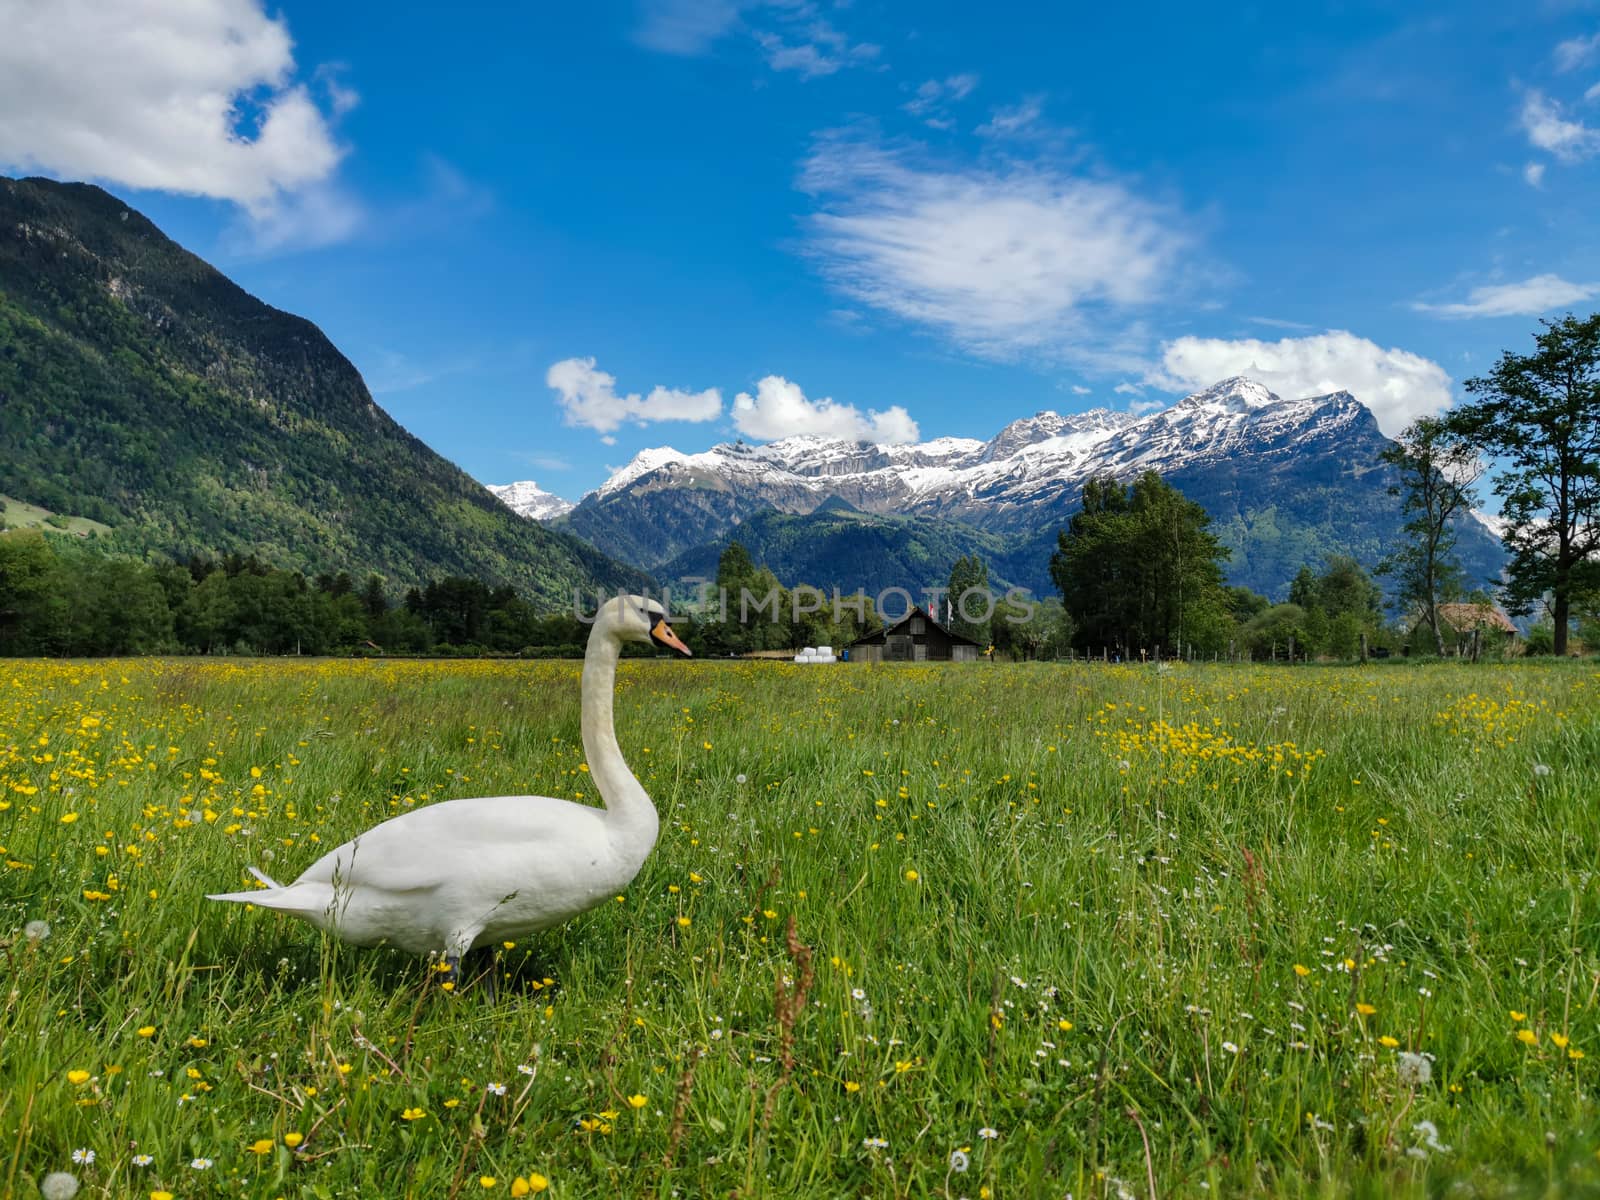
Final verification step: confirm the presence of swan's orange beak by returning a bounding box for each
[651,619,693,657]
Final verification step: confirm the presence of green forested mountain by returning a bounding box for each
[657,505,1046,596]
[0,176,647,605]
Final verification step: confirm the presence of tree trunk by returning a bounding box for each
[1553,592,1570,657]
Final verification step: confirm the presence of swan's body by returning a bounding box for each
[207,595,690,962]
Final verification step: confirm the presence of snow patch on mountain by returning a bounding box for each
[487,480,575,522]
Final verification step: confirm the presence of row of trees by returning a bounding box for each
[1039,471,1399,661]
[686,541,882,655]
[0,535,600,657]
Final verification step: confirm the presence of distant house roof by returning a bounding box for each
[1435,602,1518,634]
[851,609,982,648]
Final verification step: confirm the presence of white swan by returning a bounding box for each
[207,594,690,980]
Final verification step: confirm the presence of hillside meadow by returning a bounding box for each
[1,656,1597,1199]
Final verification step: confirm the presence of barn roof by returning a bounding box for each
[850,609,982,648]
[1435,602,1519,634]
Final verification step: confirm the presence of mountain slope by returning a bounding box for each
[559,379,1504,600]
[0,176,646,603]
[656,505,1040,597]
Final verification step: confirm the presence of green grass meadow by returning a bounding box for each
[2,657,1598,1198]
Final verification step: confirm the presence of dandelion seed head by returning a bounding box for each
[24,920,50,941]
[1397,1052,1432,1086]
[949,1148,970,1172]
[40,1173,79,1200]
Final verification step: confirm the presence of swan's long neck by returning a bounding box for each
[581,624,660,866]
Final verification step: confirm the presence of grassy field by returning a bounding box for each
[0,495,111,537]
[2,657,1597,1199]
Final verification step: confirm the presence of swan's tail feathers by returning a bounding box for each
[206,888,265,905]
[206,865,284,903]
[205,881,335,922]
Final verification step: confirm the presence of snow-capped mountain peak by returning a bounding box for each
[486,480,575,522]
[1175,376,1280,413]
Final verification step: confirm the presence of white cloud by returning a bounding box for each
[547,357,722,435]
[1589,81,1600,103]
[1554,31,1600,72]
[799,134,1191,364]
[1149,331,1453,436]
[634,0,744,54]
[0,0,351,237]
[1524,161,1547,187]
[1070,385,1092,395]
[636,1,877,77]
[1412,273,1600,318]
[903,74,979,122]
[1520,90,1600,162]
[731,375,918,443]
[756,20,879,78]
[1126,398,1164,415]
[976,96,1044,138]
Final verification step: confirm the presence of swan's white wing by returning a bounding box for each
[289,794,609,895]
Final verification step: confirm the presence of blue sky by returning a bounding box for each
[2,0,1599,500]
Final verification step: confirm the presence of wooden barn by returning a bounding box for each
[1410,601,1519,655]
[849,610,982,663]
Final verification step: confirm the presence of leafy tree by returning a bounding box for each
[1377,416,1482,655]
[1447,313,1600,655]
[361,574,389,619]
[1244,603,1308,660]
[946,554,992,645]
[993,595,1074,660]
[85,560,173,653]
[1315,555,1385,624]
[1050,472,1232,656]
[180,571,235,653]
[1288,566,1318,610]
[0,531,68,654]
